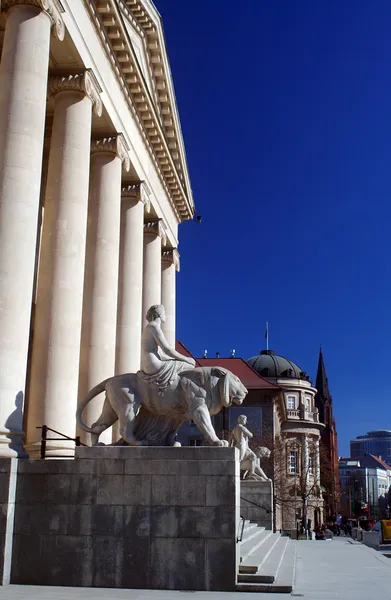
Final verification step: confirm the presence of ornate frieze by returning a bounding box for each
[91,134,130,171]
[144,218,166,246]
[2,0,65,40]
[162,248,180,272]
[121,181,151,212]
[48,70,102,116]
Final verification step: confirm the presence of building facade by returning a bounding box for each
[339,455,391,520]
[0,0,194,458]
[314,349,340,518]
[351,431,391,465]
[247,350,325,532]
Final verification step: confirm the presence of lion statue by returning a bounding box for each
[76,366,248,447]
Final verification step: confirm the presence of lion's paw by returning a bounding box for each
[219,439,229,447]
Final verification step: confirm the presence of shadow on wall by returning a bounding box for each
[4,391,24,455]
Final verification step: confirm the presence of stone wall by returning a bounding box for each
[10,446,240,591]
[0,459,17,585]
[240,480,273,529]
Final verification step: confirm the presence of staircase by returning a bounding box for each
[236,520,296,593]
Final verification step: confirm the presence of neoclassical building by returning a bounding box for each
[0,0,194,457]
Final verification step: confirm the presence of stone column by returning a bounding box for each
[315,438,321,488]
[26,71,102,457]
[142,219,166,326]
[161,248,180,347]
[116,182,150,375]
[77,135,130,445]
[0,0,64,457]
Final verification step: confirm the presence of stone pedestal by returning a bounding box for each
[240,479,273,530]
[10,447,240,591]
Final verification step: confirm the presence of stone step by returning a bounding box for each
[238,565,258,575]
[239,520,260,541]
[241,523,266,545]
[235,583,292,593]
[274,539,296,590]
[258,536,289,576]
[240,529,272,563]
[241,531,280,567]
[237,573,275,584]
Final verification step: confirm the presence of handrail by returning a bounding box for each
[240,495,271,514]
[36,425,87,459]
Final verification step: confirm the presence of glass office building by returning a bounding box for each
[350,430,391,465]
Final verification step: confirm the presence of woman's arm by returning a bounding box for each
[152,324,195,365]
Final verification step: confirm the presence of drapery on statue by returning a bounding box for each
[228,415,271,481]
[77,304,248,447]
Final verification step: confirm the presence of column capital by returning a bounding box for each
[2,0,65,40]
[144,218,167,246]
[122,181,151,212]
[91,134,130,172]
[162,248,180,272]
[48,69,102,116]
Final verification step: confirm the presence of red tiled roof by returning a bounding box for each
[197,358,281,390]
[369,454,391,471]
[175,342,281,390]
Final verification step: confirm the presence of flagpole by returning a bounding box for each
[266,321,269,351]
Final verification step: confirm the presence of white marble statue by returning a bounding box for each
[228,415,271,481]
[76,305,248,447]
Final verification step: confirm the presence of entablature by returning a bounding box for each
[84,0,194,223]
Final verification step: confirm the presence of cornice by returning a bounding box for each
[162,248,180,272]
[83,0,194,222]
[144,218,167,245]
[48,70,102,116]
[91,134,130,171]
[121,181,151,212]
[2,0,65,40]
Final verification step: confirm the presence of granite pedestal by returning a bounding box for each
[8,447,240,591]
[240,480,273,529]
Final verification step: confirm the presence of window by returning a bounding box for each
[287,396,295,409]
[309,455,314,475]
[305,397,311,411]
[288,450,298,474]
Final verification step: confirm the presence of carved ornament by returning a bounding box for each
[2,0,65,40]
[48,70,102,116]
[121,181,151,213]
[162,248,180,272]
[91,134,130,171]
[144,219,167,246]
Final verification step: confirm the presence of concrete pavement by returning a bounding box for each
[0,536,390,599]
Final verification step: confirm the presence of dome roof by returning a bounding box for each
[247,350,310,381]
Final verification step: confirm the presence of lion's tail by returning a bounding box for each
[76,378,110,433]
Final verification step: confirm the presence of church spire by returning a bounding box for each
[315,347,331,404]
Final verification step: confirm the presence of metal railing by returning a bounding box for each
[240,496,272,514]
[36,425,86,459]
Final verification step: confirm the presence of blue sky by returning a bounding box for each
[155,0,391,456]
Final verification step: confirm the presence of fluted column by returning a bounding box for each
[161,248,180,347]
[78,135,130,444]
[116,182,150,375]
[142,219,166,325]
[0,0,64,457]
[26,71,102,456]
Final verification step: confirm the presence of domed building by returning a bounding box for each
[247,350,324,535]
